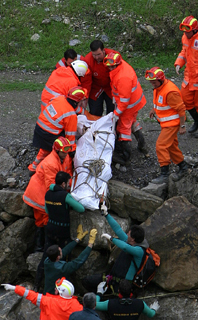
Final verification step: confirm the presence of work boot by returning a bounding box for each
[151,165,169,184]
[132,130,149,156]
[112,141,132,166]
[171,161,188,182]
[188,108,198,133]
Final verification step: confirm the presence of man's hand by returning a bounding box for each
[149,108,155,119]
[101,233,112,241]
[175,65,180,75]
[179,126,186,135]
[76,224,88,241]
[1,284,16,291]
[150,300,160,312]
[88,229,97,244]
[100,204,108,216]
[97,281,108,295]
[78,98,88,110]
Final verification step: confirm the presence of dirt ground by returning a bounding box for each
[0,69,197,190]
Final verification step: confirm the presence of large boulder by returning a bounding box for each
[0,146,15,177]
[142,196,198,291]
[108,180,163,221]
[0,217,35,283]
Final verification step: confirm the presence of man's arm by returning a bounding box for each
[166,92,186,135]
[142,301,157,318]
[112,237,144,258]
[65,193,85,213]
[62,240,78,260]
[105,213,128,242]
[95,295,109,311]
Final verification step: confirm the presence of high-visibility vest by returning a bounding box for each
[37,95,77,145]
[153,80,181,127]
[41,67,80,111]
[174,32,198,90]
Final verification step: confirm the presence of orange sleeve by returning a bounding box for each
[166,92,186,117]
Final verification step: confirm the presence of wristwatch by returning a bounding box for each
[180,125,186,128]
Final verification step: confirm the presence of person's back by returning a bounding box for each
[69,292,101,320]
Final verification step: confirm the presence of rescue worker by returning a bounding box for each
[55,48,82,69]
[69,292,101,320]
[28,86,88,175]
[44,227,97,294]
[82,204,149,295]
[175,15,198,133]
[81,40,119,116]
[95,279,160,319]
[103,53,147,165]
[145,67,188,184]
[40,60,88,112]
[23,137,74,252]
[34,171,85,293]
[2,278,83,320]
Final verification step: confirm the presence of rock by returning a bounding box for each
[0,190,33,218]
[30,33,40,41]
[41,18,51,25]
[146,25,156,35]
[0,211,17,223]
[26,252,43,277]
[0,147,15,176]
[0,221,4,231]
[63,17,70,24]
[0,217,35,283]
[69,39,81,46]
[184,155,198,167]
[108,180,163,221]
[101,35,109,42]
[6,177,17,187]
[142,196,198,291]
[141,182,168,199]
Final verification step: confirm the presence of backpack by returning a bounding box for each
[132,247,160,288]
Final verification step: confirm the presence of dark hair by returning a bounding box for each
[83,292,96,309]
[64,49,77,60]
[119,279,132,297]
[130,225,145,243]
[46,245,60,262]
[55,171,71,185]
[90,40,104,52]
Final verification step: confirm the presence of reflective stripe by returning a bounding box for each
[120,97,130,102]
[44,85,61,97]
[154,105,171,111]
[177,55,187,62]
[120,133,132,139]
[192,46,198,51]
[23,289,29,298]
[183,43,188,47]
[75,106,81,114]
[49,219,70,226]
[57,111,76,121]
[157,114,180,122]
[77,54,81,60]
[36,293,42,307]
[193,84,198,87]
[37,119,60,134]
[131,79,139,92]
[65,131,76,135]
[127,93,144,109]
[41,101,47,107]
[23,195,45,210]
[183,79,188,85]
[58,59,65,67]
[115,107,122,115]
[112,91,119,96]
[32,163,37,169]
[43,110,63,129]
[67,140,75,145]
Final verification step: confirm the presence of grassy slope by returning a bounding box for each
[0,0,197,77]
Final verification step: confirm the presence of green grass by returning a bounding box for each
[0,81,44,92]
[0,0,198,72]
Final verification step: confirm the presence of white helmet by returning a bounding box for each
[55,278,74,299]
[71,60,88,77]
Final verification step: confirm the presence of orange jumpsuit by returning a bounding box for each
[174,32,198,110]
[15,285,83,320]
[110,60,146,141]
[153,79,186,167]
[41,67,80,111]
[23,149,73,227]
[55,54,82,69]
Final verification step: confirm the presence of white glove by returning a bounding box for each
[175,65,180,75]
[113,113,119,122]
[101,233,112,241]
[1,284,16,291]
[101,204,108,216]
[150,300,160,312]
[97,281,108,295]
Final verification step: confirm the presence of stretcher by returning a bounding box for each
[71,112,115,210]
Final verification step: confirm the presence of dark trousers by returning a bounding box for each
[89,92,114,116]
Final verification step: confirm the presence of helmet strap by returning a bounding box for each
[67,97,78,109]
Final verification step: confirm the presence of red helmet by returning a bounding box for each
[179,16,198,32]
[103,52,122,67]
[53,137,72,153]
[67,86,88,102]
[145,67,165,81]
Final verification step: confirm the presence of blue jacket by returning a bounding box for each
[69,307,101,320]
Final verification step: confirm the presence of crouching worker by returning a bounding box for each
[2,278,83,320]
[34,171,85,292]
[44,226,97,295]
[95,279,160,319]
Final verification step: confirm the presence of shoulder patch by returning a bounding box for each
[158,95,163,104]
[47,104,57,117]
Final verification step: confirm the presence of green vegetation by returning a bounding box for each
[0,81,44,91]
[0,0,197,74]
